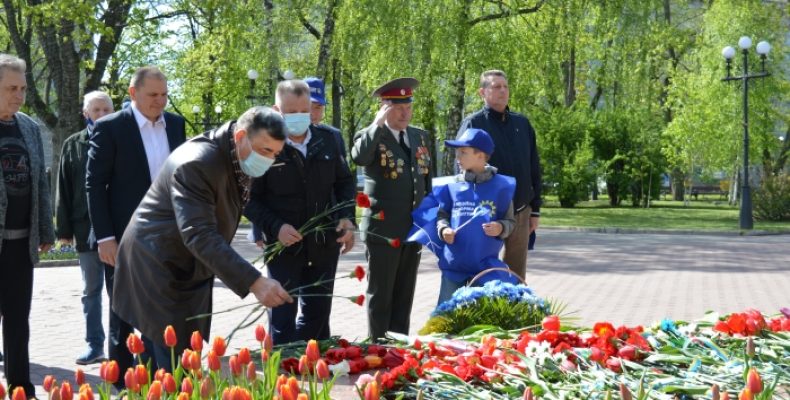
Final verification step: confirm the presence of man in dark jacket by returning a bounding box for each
[244,80,355,345]
[457,70,541,280]
[113,106,292,371]
[56,91,114,365]
[86,66,186,381]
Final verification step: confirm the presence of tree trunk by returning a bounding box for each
[671,168,685,201]
[563,46,576,107]
[443,2,471,176]
[315,0,337,82]
[263,0,278,104]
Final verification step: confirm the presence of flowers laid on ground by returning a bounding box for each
[420,280,552,335]
[356,308,790,399]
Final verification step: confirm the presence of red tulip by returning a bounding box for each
[125,368,140,393]
[43,375,56,392]
[181,377,194,394]
[135,364,149,386]
[541,315,560,331]
[605,357,622,373]
[351,265,366,281]
[199,377,214,399]
[74,368,85,386]
[261,349,270,362]
[181,349,193,371]
[363,380,380,400]
[711,384,720,400]
[720,391,732,400]
[104,361,120,383]
[315,359,330,380]
[738,388,753,400]
[162,373,177,394]
[190,331,204,353]
[356,192,371,208]
[207,350,221,371]
[522,387,534,400]
[177,392,190,400]
[620,383,633,400]
[164,325,177,348]
[221,387,231,400]
[60,381,73,400]
[212,336,227,357]
[229,355,242,377]
[305,339,320,362]
[238,347,251,365]
[50,386,61,400]
[126,333,145,355]
[11,387,26,400]
[388,238,401,248]
[746,368,763,394]
[255,324,266,342]
[263,332,273,352]
[246,361,257,382]
[0,382,5,400]
[618,345,637,361]
[148,380,163,400]
[190,349,201,371]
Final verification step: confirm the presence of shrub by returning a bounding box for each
[753,173,790,221]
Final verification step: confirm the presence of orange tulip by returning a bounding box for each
[246,361,257,382]
[264,333,273,352]
[522,387,535,400]
[126,333,145,355]
[181,377,194,394]
[125,368,140,393]
[305,339,320,362]
[60,381,73,400]
[181,349,194,371]
[315,359,330,380]
[212,336,227,357]
[50,386,61,400]
[164,325,177,348]
[229,355,242,377]
[278,384,296,400]
[298,355,310,375]
[135,364,149,386]
[177,392,190,400]
[11,387,26,400]
[746,368,763,394]
[147,380,163,400]
[255,324,266,342]
[207,350,221,371]
[238,347,251,365]
[199,377,214,399]
[78,384,93,400]
[287,377,299,399]
[261,349,270,362]
[104,360,120,384]
[363,380,380,400]
[190,331,204,353]
[739,388,753,400]
[297,394,308,400]
[364,355,382,368]
[154,368,166,382]
[162,373,177,394]
[189,349,201,371]
[43,375,56,392]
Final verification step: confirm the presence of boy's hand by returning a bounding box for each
[441,228,456,244]
[482,222,503,237]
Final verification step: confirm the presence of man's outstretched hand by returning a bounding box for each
[250,276,293,308]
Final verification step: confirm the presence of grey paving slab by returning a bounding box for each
[2,229,788,398]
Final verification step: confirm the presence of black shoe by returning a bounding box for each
[75,347,106,365]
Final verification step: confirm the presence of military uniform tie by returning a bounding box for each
[399,131,410,155]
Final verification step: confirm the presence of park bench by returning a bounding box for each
[689,185,726,200]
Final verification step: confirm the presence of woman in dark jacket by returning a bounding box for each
[0,53,55,399]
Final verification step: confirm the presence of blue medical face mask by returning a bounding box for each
[240,135,275,177]
[282,113,310,137]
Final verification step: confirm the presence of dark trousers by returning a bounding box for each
[0,238,35,397]
[267,250,339,345]
[105,264,134,388]
[365,242,421,340]
[502,208,532,280]
[140,335,175,373]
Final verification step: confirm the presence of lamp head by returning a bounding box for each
[722,46,736,60]
[738,36,752,50]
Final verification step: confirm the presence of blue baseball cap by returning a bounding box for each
[304,76,326,105]
[445,128,495,155]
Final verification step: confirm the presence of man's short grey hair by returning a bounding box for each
[275,80,310,105]
[480,70,507,88]
[83,91,114,111]
[237,106,286,140]
[0,54,27,82]
[130,66,167,89]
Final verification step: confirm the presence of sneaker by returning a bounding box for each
[75,348,106,365]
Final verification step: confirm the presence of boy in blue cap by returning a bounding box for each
[429,128,517,304]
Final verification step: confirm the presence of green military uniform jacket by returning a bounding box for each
[351,124,432,243]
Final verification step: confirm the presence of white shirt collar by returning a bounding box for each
[385,122,409,147]
[286,127,312,156]
[131,104,166,129]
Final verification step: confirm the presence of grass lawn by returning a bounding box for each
[541,196,790,232]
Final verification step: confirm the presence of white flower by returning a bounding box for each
[329,360,351,377]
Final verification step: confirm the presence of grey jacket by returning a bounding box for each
[0,112,55,263]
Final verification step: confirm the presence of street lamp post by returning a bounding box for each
[191,104,224,131]
[722,36,771,230]
[246,69,263,105]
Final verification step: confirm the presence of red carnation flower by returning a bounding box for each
[356,192,371,208]
[388,238,401,248]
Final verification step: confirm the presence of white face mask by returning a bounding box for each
[240,135,275,177]
[282,113,311,136]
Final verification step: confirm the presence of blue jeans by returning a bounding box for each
[79,251,105,351]
[437,275,467,306]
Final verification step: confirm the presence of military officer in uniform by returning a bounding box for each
[351,77,432,340]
